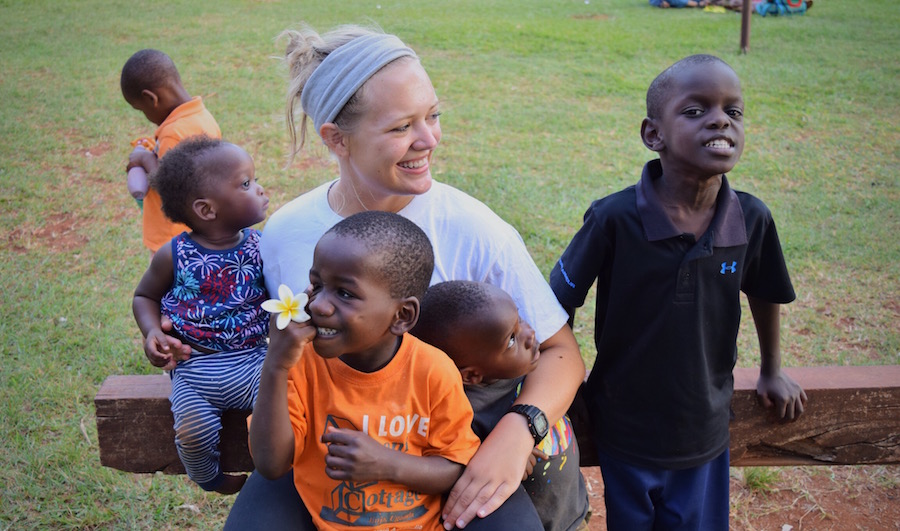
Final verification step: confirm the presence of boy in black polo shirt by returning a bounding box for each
[550,54,808,530]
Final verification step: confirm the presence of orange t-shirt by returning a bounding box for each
[143,96,221,251]
[287,334,481,530]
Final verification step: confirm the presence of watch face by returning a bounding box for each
[510,405,550,443]
[533,411,549,436]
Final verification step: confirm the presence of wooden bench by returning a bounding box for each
[94,366,900,474]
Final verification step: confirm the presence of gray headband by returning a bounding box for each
[301,33,417,136]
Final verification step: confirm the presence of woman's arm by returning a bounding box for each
[442,324,584,529]
[513,323,584,426]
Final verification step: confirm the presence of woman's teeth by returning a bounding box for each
[398,158,427,169]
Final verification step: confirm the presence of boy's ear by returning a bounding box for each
[641,117,665,153]
[192,198,217,222]
[320,123,349,157]
[459,366,483,385]
[140,89,160,108]
[390,297,420,336]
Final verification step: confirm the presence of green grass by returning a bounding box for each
[1,0,897,528]
[738,467,782,493]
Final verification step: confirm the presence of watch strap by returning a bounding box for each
[507,404,549,445]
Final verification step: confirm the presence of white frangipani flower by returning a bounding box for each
[261,284,310,330]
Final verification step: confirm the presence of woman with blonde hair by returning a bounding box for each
[224,23,585,530]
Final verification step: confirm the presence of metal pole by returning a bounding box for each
[740,0,751,53]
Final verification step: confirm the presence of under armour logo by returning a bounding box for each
[720,261,737,274]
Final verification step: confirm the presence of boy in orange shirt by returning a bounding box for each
[120,49,222,253]
[251,211,481,531]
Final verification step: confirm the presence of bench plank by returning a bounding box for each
[729,365,900,466]
[95,366,900,474]
[95,374,252,474]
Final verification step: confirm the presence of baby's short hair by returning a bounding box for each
[150,135,223,226]
[326,211,434,299]
[646,54,732,119]
[120,49,182,102]
[413,280,494,348]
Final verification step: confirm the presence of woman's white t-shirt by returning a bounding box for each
[259,180,567,343]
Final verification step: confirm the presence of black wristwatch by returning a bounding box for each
[507,404,549,446]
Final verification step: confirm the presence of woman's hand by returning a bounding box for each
[442,413,534,529]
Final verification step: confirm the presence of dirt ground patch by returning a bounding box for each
[581,465,900,530]
[4,164,134,255]
[6,212,90,254]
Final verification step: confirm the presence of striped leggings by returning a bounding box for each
[170,345,266,490]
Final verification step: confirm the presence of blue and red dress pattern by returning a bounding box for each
[161,230,269,352]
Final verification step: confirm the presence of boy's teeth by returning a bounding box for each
[705,140,731,148]
[317,327,338,336]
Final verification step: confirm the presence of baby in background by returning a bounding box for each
[132,136,269,494]
[412,280,591,531]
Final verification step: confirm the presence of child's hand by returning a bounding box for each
[322,427,394,483]
[159,315,193,360]
[757,371,808,421]
[126,146,157,173]
[266,315,316,371]
[131,137,155,152]
[523,447,549,479]
[143,329,187,371]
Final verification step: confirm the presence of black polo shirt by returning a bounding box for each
[550,159,794,469]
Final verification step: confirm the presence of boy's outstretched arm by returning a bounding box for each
[748,295,808,421]
[249,317,316,479]
[322,428,463,495]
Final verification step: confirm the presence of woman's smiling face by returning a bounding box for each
[341,58,443,204]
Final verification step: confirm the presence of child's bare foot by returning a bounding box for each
[215,473,247,495]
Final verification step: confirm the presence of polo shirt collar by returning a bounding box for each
[636,159,747,247]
